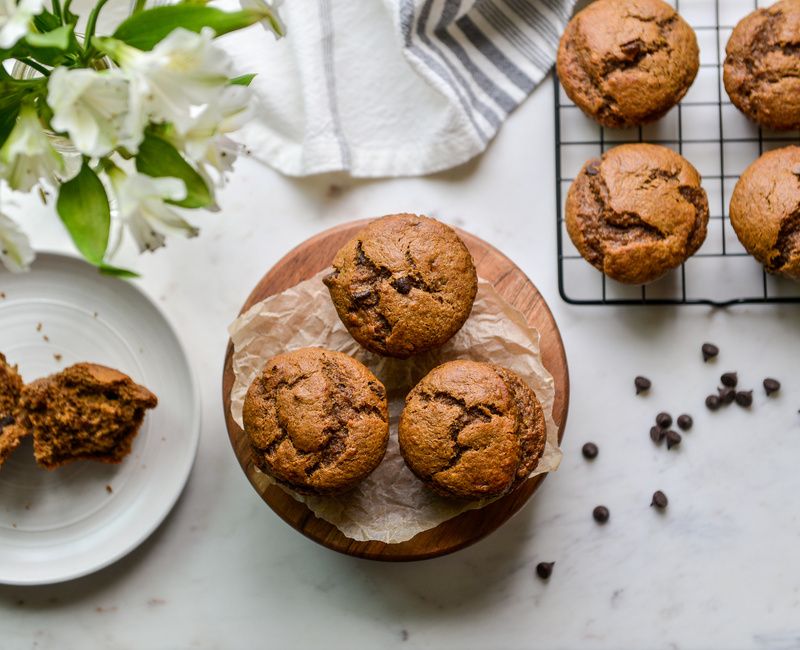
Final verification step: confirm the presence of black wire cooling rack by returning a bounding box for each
[554,0,800,306]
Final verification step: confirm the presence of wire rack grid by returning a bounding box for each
[554,0,800,306]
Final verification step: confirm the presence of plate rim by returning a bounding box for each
[0,250,201,586]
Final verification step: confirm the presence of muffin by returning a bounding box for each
[565,143,709,284]
[0,353,25,466]
[398,361,546,501]
[243,348,389,495]
[557,0,699,128]
[14,363,158,469]
[729,146,800,279]
[323,214,477,358]
[724,0,800,131]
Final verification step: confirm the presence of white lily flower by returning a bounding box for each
[102,28,232,137]
[240,0,285,38]
[47,67,141,158]
[0,211,34,272]
[178,85,251,183]
[109,169,197,253]
[0,0,43,49]
[0,105,64,192]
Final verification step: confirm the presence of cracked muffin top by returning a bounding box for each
[729,146,800,280]
[565,143,709,285]
[398,360,546,501]
[323,214,478,358]
[243,348,389,496]
[556,0,699,128]
[724,0,800,131]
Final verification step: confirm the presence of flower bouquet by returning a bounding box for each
[0,0,283,273]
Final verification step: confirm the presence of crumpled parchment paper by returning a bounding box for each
[228,271,562,543]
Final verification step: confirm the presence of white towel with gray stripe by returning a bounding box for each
[221,0,576,177]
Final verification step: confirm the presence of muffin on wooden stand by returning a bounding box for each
[398,360,547,501]
[323,214,477,359]
[243,348,389,495]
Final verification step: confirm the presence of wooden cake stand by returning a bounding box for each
[222,220,569,561]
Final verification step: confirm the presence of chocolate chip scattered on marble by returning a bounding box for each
[651,490,668,509]
[650,426,666,444]
[718,386,736,405]
[676,414,693,430]
[582,442,599,460]
[705,394,721,411]
[702,343,719,362]
[593,506,610,524]
[721,372,738,388]
[635,376,651,395]
[735,390,753,408]
[656,412,672,429]
[764,378,781,396]
[666,430,682,449]
[536,562,555,580]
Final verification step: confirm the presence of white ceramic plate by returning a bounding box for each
[0,253,199,585]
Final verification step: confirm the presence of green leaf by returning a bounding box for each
[135,133,213,209]
[56,161,111,266]
[112,5,265,50]
[32,11,62,33]
[230,73,256,86]
[99,264,140,278]
[25,24,74,50]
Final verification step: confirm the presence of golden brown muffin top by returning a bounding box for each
[565,143,708,285]
[729,146,800,279]
[724,0,800,130]
[398,360,546,501]
[557,0,699,128]
[323,214,477,359]
[243,348,389,495]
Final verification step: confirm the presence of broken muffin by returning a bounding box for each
[14,363,158,469]
[0,353,25,466]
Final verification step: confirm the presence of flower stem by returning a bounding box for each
[131,0,146,14]
[83,0,112,55]
[51,0,62,22]
[62,0,74,21]
[16,58,51,77]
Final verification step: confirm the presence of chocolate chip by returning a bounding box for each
[635,376,651,395]
[585,162,600,176]
[582,442,599,460]
[718,386,736,405]
[720,372,738,387]
[392,276,412,295]
[620,39,644,58]
[701,343,719,362]
[650,426,666,444]
[705,394,721,410]
[655,412,672,429]
[651,490,668,509]
[593,505,610,523]
[0,415,14,428]
[764,378,781,396]
[536,562,555,580]
[666,430,682,449]
[322,270,338,286]
[677,414,693,430]
[735,390,753,407]
[352,288,379,307]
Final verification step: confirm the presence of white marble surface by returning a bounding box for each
[2,76,800,650]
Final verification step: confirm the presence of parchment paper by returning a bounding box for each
[228,271,562,543]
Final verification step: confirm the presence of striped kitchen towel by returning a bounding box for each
[222,0,577,177]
